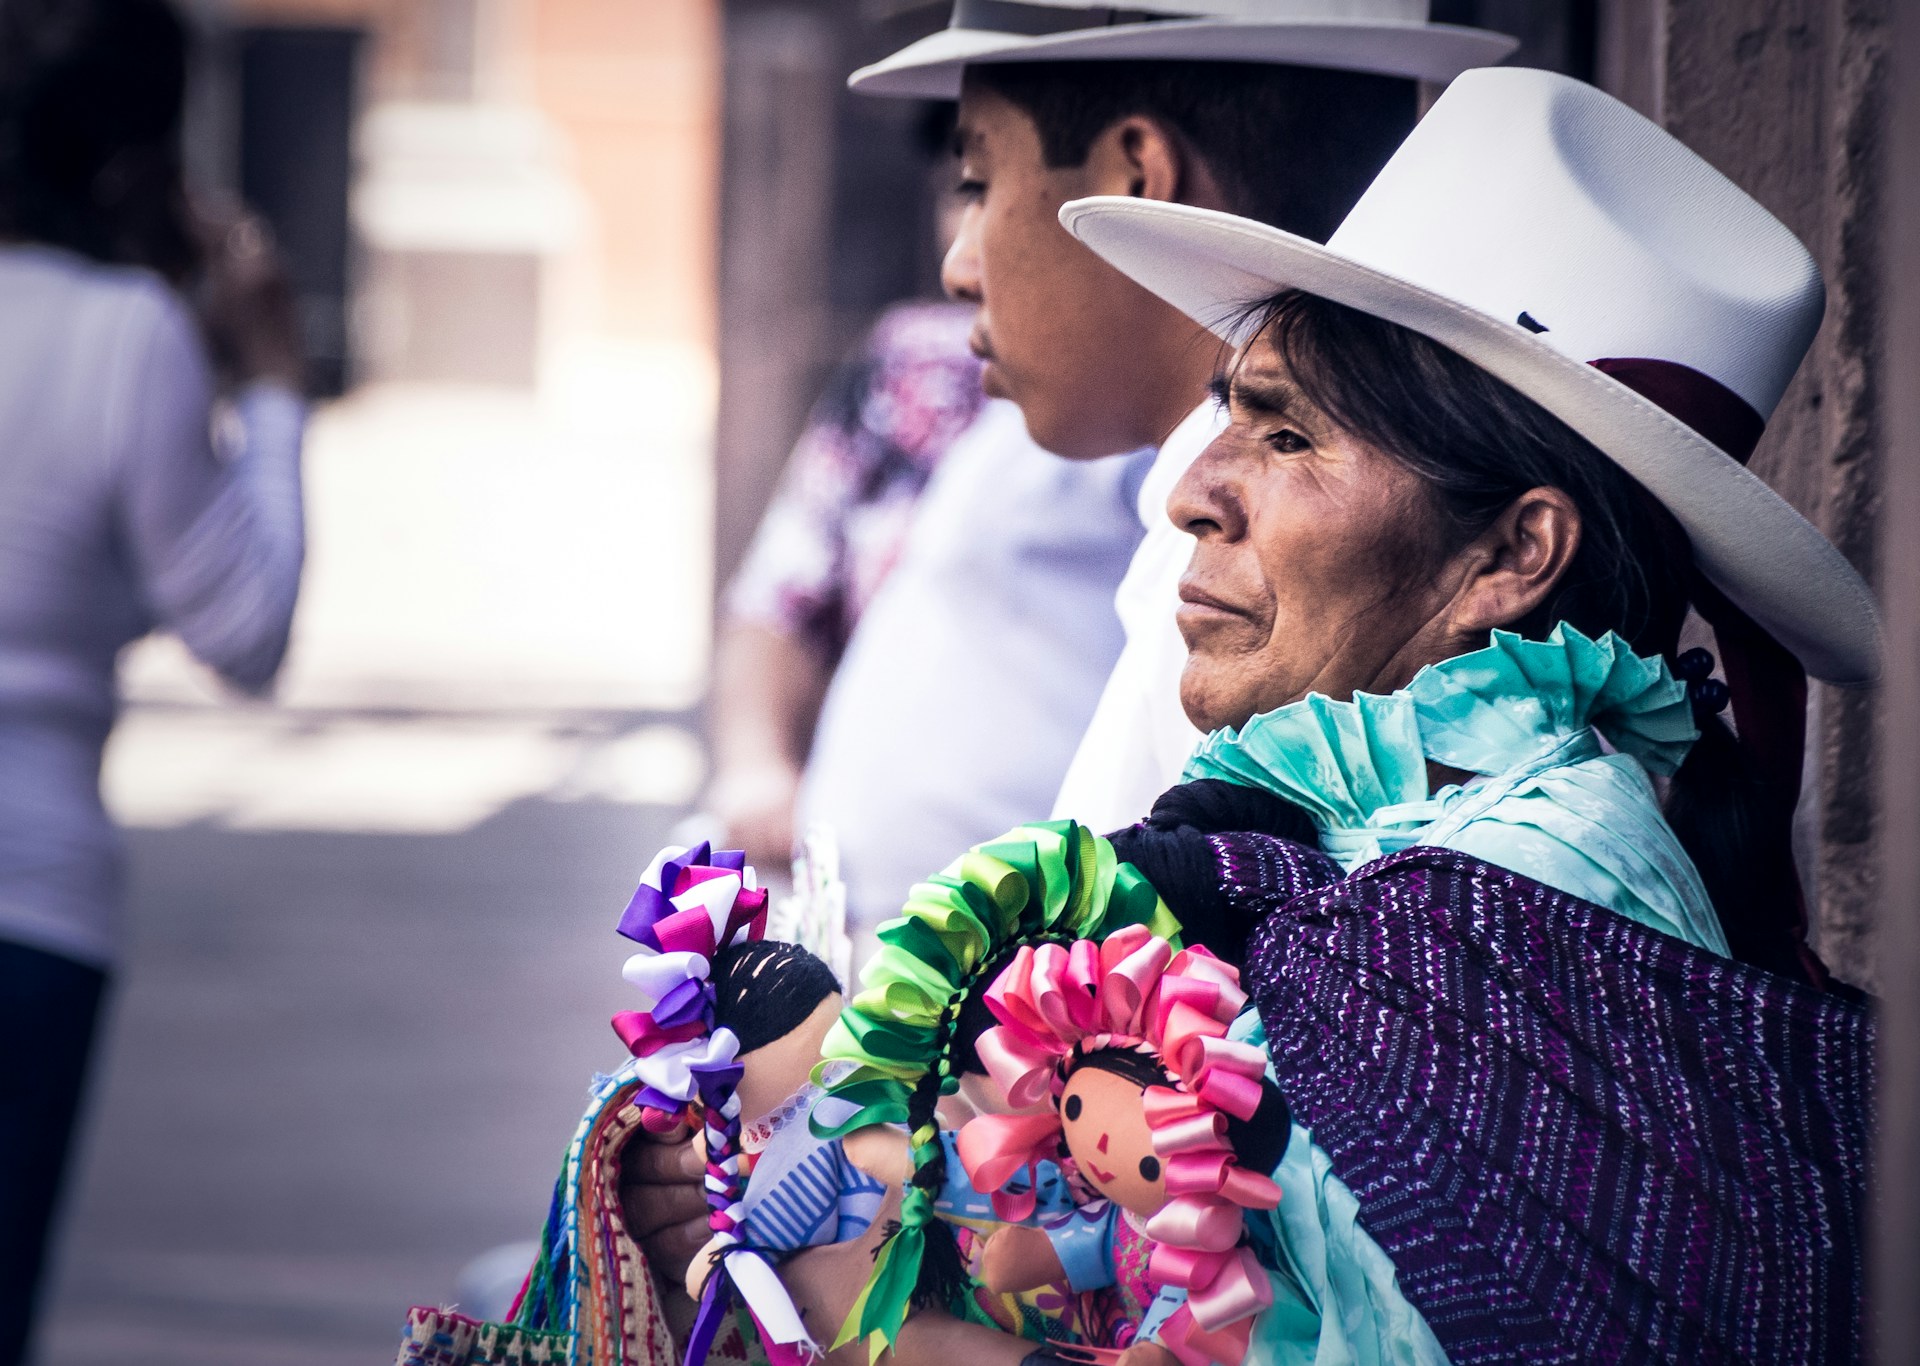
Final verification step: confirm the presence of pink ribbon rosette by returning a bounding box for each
[608,842,815,1366]
[953,924,1282,1366]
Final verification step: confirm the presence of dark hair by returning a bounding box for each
[1240,288,1813,982]
[710,939,841,1055]
[965,60,1416,241]
[0,0,198,280]
[1065,1041,1171,1091]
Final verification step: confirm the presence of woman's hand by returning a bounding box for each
[189,196,306,393]
[618,1120,711,1284]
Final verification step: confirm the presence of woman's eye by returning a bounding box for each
[1138,1155,1161,1182]
[1063,1094,1083,1121]
[1265,428,1310,454]
[956,177,986,202]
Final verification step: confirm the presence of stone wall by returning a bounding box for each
[1598,0,1891,988]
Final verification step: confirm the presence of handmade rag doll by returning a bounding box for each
[808,818,1187,1356]
[954,926,1286,1366]
[609,841,884,1366]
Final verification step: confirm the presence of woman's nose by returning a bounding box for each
[1167,437,1246,540]
[941,206,984,303]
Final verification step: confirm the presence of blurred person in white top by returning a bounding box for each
[0,0,305,1356]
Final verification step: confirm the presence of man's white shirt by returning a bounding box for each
[1050,398,1225,833]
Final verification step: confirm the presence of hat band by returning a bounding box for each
[951,0,1178,38]
[1589,357,1765,464]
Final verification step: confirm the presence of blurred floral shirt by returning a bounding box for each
[726,300,985,659]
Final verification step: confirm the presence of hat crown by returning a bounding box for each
[1325,68,1822,419]
[952,0,1430,29]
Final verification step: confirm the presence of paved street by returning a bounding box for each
[37,796,686,1364]
[31,373,715,1364]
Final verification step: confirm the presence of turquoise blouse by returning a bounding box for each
[1184,624,1728,1364]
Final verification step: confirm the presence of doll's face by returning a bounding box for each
[733,993,842,1125]
[1058,1066,1167,1219]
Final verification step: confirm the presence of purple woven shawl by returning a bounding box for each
[1215,831,1873,1366]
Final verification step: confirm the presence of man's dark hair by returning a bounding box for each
[965,59,1417,242]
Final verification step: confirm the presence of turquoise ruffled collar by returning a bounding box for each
[1182,625,1698,861]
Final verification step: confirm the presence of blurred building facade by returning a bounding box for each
[190,0,719,396]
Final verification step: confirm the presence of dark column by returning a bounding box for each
[712,1,949,600]
[1596,0,1891,990]
[1874,0,1920,1357]
[236,26,365,398]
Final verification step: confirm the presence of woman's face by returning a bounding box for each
[1168,333,1473,732]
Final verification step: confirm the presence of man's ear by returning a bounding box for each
[1078,114,1226,208]
[1444,487,1583,637]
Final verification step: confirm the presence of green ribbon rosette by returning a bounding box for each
[807,819,1179,1357]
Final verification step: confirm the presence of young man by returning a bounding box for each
[858,0,1516,833]
[623,0,1515,1320]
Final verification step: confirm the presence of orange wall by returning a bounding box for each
[229,0,721,355]
[529,0,719,351]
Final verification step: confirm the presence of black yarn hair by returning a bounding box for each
[1233,288,1814,982]
[0,0,198,281]
[1224,1078,1292,1175]
[1107,779,1319,967]
[1064,1041,1174,1091]
[963,59,1417,242]
[709,939,841,1055]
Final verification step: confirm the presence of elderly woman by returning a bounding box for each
[772,68,1872,1366]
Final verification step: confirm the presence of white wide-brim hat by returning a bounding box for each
[850,0,1518,99]
[1059,67,1880,686]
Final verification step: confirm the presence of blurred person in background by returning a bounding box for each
[0,0,306,1356]
[708,299,986,867]
[707,125,1146,947]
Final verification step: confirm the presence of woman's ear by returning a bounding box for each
[1444,486,1583,638]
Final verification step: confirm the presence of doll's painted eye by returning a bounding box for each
[1064,1094,1083,1121]
[1138,1155,1161,1182]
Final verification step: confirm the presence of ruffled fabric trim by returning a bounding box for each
[1183,691,1427,833]
[1183,625,1698,835]
[1402,624,1696,777]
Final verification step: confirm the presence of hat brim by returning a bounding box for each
[848,19,1518,99]
[1059,197,1880,685]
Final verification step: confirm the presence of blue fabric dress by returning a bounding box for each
[1178,625,1726,1364]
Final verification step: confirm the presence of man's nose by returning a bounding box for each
[941,206,983,303]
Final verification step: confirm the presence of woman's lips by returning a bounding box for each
[1177,582,1245,620]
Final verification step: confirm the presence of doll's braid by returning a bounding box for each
[896,984,969,1311]
[697,1047,748,1275]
